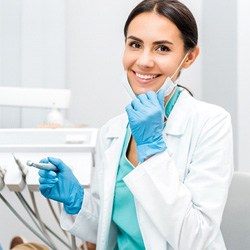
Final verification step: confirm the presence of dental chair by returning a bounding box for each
[221,171,250,250]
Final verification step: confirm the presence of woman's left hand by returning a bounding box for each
[126,89,167,163]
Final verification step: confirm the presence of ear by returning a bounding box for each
[182,46,200,69]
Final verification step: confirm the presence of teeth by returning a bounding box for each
[136,73,157,80]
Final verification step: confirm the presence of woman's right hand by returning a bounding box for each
[38,157,84,215]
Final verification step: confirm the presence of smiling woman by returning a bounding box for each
[36,1,233,250]
[123,12,197,94]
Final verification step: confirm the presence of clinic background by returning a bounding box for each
[0,0,247,248]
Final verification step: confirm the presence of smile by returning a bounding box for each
[135,72,159,80]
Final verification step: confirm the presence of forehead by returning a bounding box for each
[127,12,183,44]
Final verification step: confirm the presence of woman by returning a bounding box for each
[39,0,234,249]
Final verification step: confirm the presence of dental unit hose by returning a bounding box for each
[0,193,56,249]
[16,192,71,249]
[0,166,6,191]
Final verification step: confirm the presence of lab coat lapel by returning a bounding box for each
[165,90,194,136]
[103,114,128,189]
[100,114,128,247]
[103,129,126,194]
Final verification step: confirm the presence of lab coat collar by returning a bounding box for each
[164,90,194,136]
[105,113,128,139]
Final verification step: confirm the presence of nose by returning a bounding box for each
[136,50,154,68]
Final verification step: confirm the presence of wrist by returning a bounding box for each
[136,137,166,163]
[64,186,84,215]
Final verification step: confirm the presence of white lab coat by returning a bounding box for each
[61,90,233,250]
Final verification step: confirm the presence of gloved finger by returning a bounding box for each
[39,177,58,185]
[125,104,134,114]
[39,185,53,197]
[38,169,57,178]
[157,88,166,111]
[40,158,49,164]
[137,93,150,105]
[131,98,143,111]
[126,104,139,120]
[145,91,158,103]
[47,157,68,172]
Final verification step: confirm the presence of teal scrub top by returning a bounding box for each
[112,87,182,249]
[112,127,145,250]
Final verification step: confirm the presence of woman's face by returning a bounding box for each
[123,12,186,95]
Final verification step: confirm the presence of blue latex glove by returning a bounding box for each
[126,89,167,163]
[38,157,84,214]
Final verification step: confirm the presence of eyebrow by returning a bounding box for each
[127,35,174,45]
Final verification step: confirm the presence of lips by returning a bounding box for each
[133,71,160,84]
[136,72,158,80]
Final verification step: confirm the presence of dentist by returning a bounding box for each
[39,0,234,249]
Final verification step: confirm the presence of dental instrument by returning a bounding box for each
[26,161,58,171]
[12,154,28,178]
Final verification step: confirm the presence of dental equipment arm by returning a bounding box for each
[29,191,57,249]
[38,157,84,215]
[8,155,70,248]
[16,192,71,249]
[14,192,54,249]
[11,155,61,248]
[0,193,56,249]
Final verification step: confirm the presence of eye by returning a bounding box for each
[156,45,170,52]
[129,41,141,49]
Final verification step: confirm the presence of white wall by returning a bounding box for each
[0,1,67,248]
[66,0,140,128]
[0,0,66,128]
[0,0,22,127]
[201,0,238,168]
[237,0,250,172]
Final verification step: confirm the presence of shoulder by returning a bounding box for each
[180,92,233,142]
[181,91,231,123]
[170,90,232,139]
